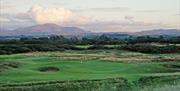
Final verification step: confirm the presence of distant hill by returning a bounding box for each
[101,32,129,39]
[0,28,6,34]
[133,29,180,36]
[0,23,88,36]
[0,28,13,36]
[1,26,180,37]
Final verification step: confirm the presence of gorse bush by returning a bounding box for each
[0,44,84,55]
[118,44,180,53]
[0,44,179,54]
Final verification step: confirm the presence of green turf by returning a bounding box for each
[0,50,180,83]
[0,50,180,84]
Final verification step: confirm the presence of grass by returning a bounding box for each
[0,50,180,91]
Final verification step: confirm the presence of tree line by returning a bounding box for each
[0,35,180,54]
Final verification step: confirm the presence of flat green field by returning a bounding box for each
[0,50,180,91]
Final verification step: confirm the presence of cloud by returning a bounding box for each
[88,7,129,11]
[83,20,173,32]
[0,13,34,29]
[1,5,178,31]
[124,16,134,22]
[0,0,15,11]
[0,4,13,9]
[0,5,89,29]
[0,17,10,22]
[136,10,163,13]
[0,13,32,22]
[29,5,89,25]
[29,5,73,24]
[75,7,130,12]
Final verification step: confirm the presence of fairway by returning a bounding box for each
[0,50,180,91]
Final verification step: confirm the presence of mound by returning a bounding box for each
[0,62,19,72]
[39,67,59,72]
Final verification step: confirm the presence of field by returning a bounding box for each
[0,50,180,91]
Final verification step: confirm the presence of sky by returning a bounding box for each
[0,0,180,32]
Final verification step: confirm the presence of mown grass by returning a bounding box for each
[0,50,180,91]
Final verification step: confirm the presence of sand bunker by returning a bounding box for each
[39,67,59,72]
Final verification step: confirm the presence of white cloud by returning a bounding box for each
[29,5,89,25]
[29,5,73,24]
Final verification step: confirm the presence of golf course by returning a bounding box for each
[0,50,180,91]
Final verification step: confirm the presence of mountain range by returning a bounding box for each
[133,29,180,36]
[0,23,89,36]
[0,23,180,36]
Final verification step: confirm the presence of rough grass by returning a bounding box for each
[19,50,180,63]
